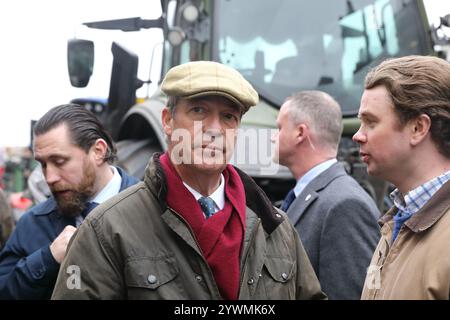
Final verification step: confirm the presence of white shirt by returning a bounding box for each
[183,174,225,217]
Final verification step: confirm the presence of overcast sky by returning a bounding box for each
[0,0,449,147]
[0,0,162,148]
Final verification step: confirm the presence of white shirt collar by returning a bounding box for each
[183,174,225,214]
[91,166,122,204]
[293,159,337,197]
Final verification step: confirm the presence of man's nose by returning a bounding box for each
[45,166,61,185]
[352,128,366,144]
[206,114,222,131]
[203,116,224,138]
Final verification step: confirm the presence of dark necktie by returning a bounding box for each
[198,197,216,218]
[281,189,296,212]
[81,202,99,218]
[392,208,413,242]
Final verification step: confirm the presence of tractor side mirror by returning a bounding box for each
[67,39,94,88]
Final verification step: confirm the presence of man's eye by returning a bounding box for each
[224,113,238,122]
[361,117,375,127]
[365,119,376,127]
[192,106,205,113]
[54,159,66,166]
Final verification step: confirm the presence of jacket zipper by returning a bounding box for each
[167,205,222,299]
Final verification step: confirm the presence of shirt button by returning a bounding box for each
[147,274,157,284]
[281,273,288,280]
[247,278,254,285]
[276,213,281,218]
[195,275,203,282]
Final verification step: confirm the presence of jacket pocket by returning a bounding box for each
[261,257,296,299]
[125,255,179,291]
[264,257,295,283]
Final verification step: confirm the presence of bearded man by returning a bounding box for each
[0,104,138,299]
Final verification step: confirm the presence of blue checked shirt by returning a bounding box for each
[390,170,450,242]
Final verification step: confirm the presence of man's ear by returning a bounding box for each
[162,107,173,136]
[410,114,431,147]
[91,138,108,164]
[295,123,308,144]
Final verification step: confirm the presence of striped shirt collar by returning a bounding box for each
[390,170,450,215]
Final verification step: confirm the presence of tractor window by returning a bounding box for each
[339,0,400,88]
[212,0,430,115]
[218,36,297,85]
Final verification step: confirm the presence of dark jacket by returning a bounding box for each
[286,162,380,299]
[51,154,326,300]
[0,167,138,300]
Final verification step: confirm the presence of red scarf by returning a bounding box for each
[160,153,246,300]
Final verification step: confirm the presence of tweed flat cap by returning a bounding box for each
[161,61,259,113]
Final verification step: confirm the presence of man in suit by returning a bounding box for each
[0,104,139,299]
[272,90,380,299]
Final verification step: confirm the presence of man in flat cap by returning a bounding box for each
[52,61,325,300]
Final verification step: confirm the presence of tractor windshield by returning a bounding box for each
[212,0,431,116]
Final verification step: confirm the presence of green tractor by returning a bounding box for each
[67,0,450,210]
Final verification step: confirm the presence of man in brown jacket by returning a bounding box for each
[52,61,325,300]
[353,55,450,299]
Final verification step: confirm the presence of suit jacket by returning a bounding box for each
[286,162,380,299]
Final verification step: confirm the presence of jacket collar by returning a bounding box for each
[233,166,284,234]
[286,162,346,225]
[379,180,450,233]
[298,162,347,194]
[116,166,140,191]
[32,197,58,216]
[144,153,284,235]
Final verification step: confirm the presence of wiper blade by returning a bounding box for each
[84,17,164,32]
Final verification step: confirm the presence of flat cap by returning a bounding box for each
[161,61,259,113]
